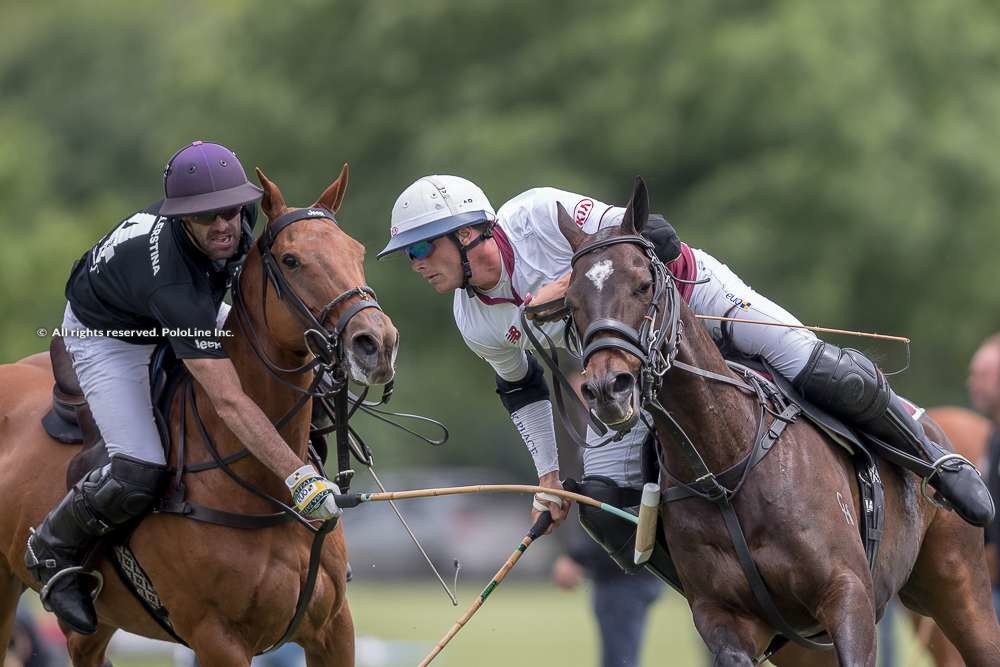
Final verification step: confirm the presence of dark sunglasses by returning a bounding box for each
[190,206,242,224]
[406,239,436,261]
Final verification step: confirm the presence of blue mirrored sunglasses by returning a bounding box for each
[406,239,435,261]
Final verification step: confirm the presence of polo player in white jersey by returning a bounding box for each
[379,175,993,581]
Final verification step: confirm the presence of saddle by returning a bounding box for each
[41,337,185,489]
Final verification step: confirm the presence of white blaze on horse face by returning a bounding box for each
[585,259,614,292]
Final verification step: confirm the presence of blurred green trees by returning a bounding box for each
[2,0,998,475]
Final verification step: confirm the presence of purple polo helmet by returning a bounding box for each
[160,141,263,216]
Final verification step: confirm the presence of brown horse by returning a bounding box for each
[0,165,398,667]
[558,178,1000,666]
[906,407,993,667]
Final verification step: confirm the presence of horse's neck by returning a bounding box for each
[183,310,314,493]
[654,302,759,477]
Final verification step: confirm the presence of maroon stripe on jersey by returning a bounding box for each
[475,226,522,306]
[667,243,696,303]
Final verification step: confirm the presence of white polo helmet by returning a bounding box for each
[379,175,496,258]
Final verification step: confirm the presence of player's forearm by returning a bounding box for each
[211,394,304,480]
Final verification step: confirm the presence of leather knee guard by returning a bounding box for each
[793,342,889,423]
[573,476,683,591]
[75,454,169,534]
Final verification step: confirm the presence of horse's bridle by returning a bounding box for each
[238,207,383,377]
[230,206,389,489]
[570,234,681,401]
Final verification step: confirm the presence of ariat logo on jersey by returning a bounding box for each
[573,199,594,227]
[506,326,522,343]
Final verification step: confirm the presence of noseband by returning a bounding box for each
[570,234,682,397]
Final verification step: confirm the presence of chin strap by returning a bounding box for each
[447,223,495,297]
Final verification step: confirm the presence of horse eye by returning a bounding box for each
[281,254,300,269]
[636,281,652,295]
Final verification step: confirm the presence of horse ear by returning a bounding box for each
[313,163,350,213]
[621,176,650,235]
[557,202,588,251]
[255,167,286,220]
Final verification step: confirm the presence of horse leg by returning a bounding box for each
[304,599,355,667]
[899,515,1000,666]
[65,624,117,667]
[812,572,877,667]
[0,565,25,665]
[909,612,964,667]
[186,621,252,667]
[690,601,771,667]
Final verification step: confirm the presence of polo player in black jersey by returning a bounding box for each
[25,141,343,635]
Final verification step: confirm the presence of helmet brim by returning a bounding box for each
[160,182,264,217]
[378,210,492,259]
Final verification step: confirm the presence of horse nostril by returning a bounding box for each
[581,383,597,403]
[352,333,378,359]
[611,373,634,396]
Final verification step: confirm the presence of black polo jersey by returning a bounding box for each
[65,201,255,359]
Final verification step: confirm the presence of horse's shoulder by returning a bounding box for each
[924,405,991,460]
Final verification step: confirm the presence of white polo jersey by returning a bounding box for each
[450,186,817,486]
[454,188,628,381]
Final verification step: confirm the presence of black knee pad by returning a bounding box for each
[793,343,890,423]
[574,476,682,590]
[77,455,169,532]
[577,476,642,574]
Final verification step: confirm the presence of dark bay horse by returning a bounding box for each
[557,178,1000,666]
[0,165,398,667]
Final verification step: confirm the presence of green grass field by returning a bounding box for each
[349,581,704,666]
[23,580,949,667]
[345,581,942,667]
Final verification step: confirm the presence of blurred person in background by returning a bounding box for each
[379,175,994,588]
[968,332,1000,617]
[552,529,665,667]
[6,603,58,667]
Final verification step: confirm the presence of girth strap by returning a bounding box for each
[718,498,833,652]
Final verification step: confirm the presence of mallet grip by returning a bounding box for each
[634,483,660,565]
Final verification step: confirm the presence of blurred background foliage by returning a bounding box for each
[3,0,1000,479]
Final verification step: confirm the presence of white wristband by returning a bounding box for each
[533,491,563,512]
[510,400,559,476]
[284,464,320,491]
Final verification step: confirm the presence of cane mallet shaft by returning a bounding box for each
[419,512,554,667]
[634,483,661,565]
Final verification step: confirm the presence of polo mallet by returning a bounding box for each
[333,483,639,526]
[418,511,554,667]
